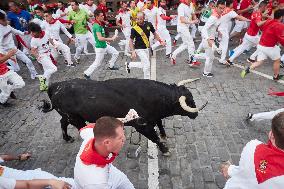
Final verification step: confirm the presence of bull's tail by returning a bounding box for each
[39,99,54,113]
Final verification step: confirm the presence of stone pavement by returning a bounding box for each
[0,34,284,189]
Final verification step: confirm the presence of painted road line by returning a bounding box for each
[148,50,159,189]
[233,63,284,85]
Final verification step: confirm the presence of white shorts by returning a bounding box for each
[257,45,281,61]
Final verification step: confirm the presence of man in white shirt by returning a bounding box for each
[171,0,200,66]
[74,116,135,189]
[201,0,226,77]
[151,0,176,58]
[29,22,57,91]
[221,112,284,189]
[217,0,250,64]
[0,12,38,79]
[116,2,132,56]
[43,9,75,67]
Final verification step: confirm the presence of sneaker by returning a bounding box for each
[219,59,227,65]
[38,76,48,91]
[280,61,284,68]
[125,62,130,73]
[242,50,249,55]
[29,55,36,61]
[247,58,256,63]
[171,57,176,65]
[225,60,234,66]
[74,56,80,64]
[228,50,234,57]
[10,92,16,99]
[107,66,119,70]
[194,50,201,54]
[241,67,250,78]
[173,39,177,46]
[166,54,172,59]
[246,113,253,121]
[84,74,90,80]
[188,61,201,67]
[0,101,12,107]
[202,72,214,77]
[273,74,284,81]
[67,63,76,67]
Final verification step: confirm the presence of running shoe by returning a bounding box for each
[202,72,214,77]
[247,58,256,63]
[241,67,250,78]
[273,74,284,81]
[38,76,48,91]
[125,62,130,73]
[228,50,234,57]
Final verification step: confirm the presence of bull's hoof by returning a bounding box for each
[162,151,171,157]
[64,136,75,143]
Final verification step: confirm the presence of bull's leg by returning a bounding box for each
[60,117,74,143]
[134,124,169,155]
[156,119,167,140]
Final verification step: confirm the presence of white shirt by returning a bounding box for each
[144,6,159,29]
[44,20,73,42]
[177,3,194,31]
[224,139,284,189]
[0,24,24,51]
[55,8,69,20]
[201,15,221,40]
[0,177,16,189]
[82,4,97,16]
[116,10,131,29]
[30,31,51,55]
[74,127,110,189]
[218,10,238,33]
[157,7,167,29]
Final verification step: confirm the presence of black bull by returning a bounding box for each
[41,78,207,155]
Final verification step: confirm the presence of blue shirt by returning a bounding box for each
[7,10,31,32]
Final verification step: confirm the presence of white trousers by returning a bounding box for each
[129,49,150,79]
[172,28,195,60]
[37,54,57,85]
[152,27,172,55]
[51,40,73,65]
[2,166,74,187]
[83,30,96,53]
[122,27,131,55]
[190,24,197,39]
[251,108,284,121]
[84,45,119,76]
[20,35,32,55]
[219,29,230,62]
[0,70,25,103]
[6,49,38,77]
[202,39,214,74]
[75,33,95,59]
[229,33,260,62]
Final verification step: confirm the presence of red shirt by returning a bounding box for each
[239,0,253,19]
[259,19,284,47]
[0,54,9,75]
[247,11,262,36]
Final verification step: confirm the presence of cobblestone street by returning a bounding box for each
[1,36,284,189]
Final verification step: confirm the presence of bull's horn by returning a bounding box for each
[177,78,200,86]
[179,96,208,112]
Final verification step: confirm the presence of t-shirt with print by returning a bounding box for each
[92,23,107,48]
[68,9,89,34]
[247,11,262,36]
[7,10,31,32]
[130,21,155,49]
[30,31,51,54]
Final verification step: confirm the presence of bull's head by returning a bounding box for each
[176,78,208,119]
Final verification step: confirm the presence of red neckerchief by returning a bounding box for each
[211,8,221,18]
[80,138,117,167]
[139,0,144,2]
[180,0,189,5]
[254,140,284,184]
[60,7,65,12]
[32,31,45,38]
[48,19,57,24]
[268,88,284,96]
[93,19,103,26]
